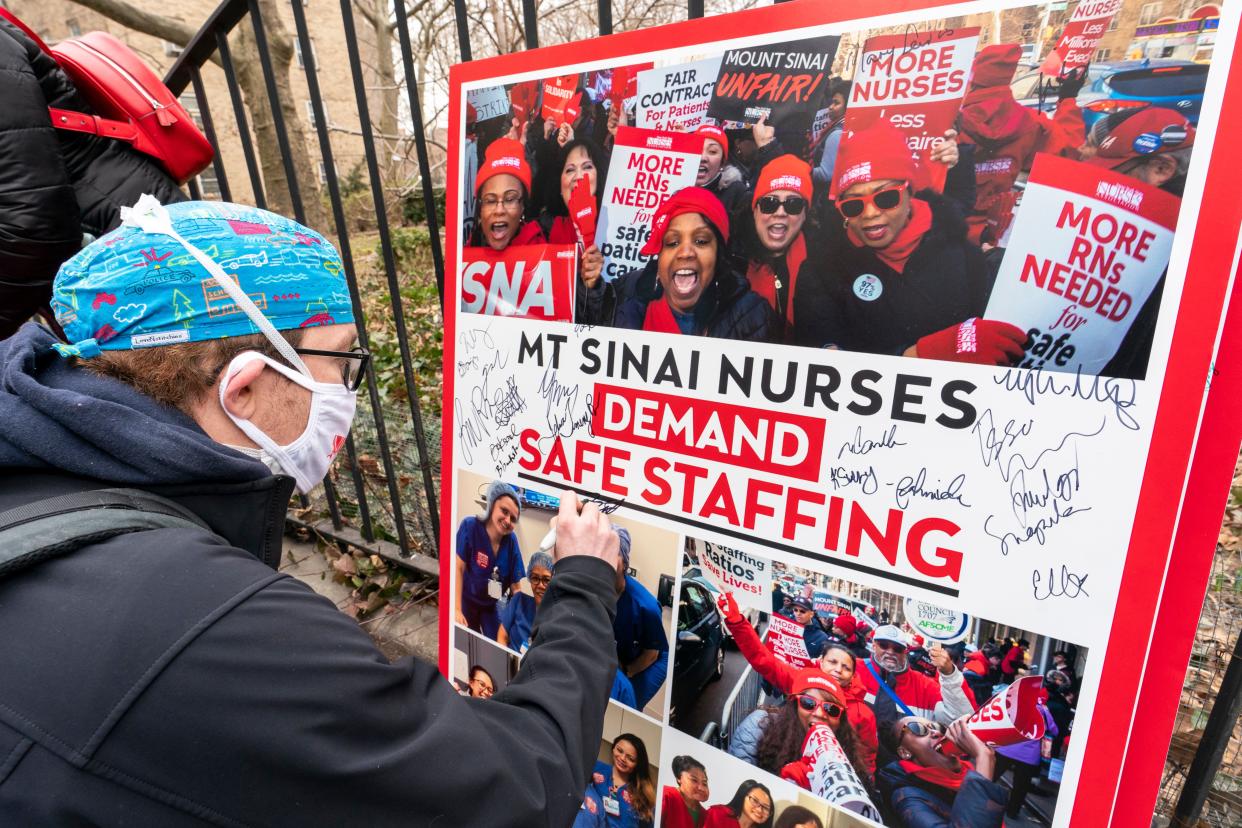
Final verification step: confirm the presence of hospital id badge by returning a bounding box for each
[487,579,502,600]
[603,796,620,817]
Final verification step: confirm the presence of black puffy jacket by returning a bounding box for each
[0,18,185,339]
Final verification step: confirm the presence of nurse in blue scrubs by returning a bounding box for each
[612,528,669,710]
[498,551,553,654]
[454,481,527,640]
[584,733,656,828]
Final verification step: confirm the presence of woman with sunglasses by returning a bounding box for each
[792,122,1027,367]
[877,716,1007,828]
[611,187,774,342]
[717,593,878,776]
[704,780,775,828]
[727,669,871,788]
[496,550,553,654]
[740,154,827,341]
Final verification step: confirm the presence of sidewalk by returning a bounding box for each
[278,536,440,664]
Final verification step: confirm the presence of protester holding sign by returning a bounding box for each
[956,44,1086,247]
[728,669,872,787]
[793,122,1026,366]
[858,625,977,739]
[876,717,1007,827]
[454,480,527,638]
[534,138,611,322]
[612,187,774,341]
[722,592,880,777]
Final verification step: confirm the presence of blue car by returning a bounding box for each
[1011,59,1207,128]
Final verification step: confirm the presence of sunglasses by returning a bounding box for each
[902,719,945,738]
[794,693,843,718]
[837,182,908,218]
[293,345,371,392]
[756,195,807,215]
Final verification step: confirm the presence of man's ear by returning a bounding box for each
[220,357,267,421]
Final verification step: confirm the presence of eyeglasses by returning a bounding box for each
[745,793,773,815]
[794,693,843,718]
[480,192,523,210]
[293,346,371,392]
[529,574,552,587]
[902,719,945,739]
[837,182,908,218]
[756,195,807,215]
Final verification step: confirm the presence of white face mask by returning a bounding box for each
[220,351,357,494]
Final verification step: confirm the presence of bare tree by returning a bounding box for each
[69,0,327,228]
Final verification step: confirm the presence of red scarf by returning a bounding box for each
[898,758,974,791]
[847,198,933,274]
[642,298,683,334]
[747,232,807,325]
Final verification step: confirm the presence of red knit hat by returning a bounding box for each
[1086,107,1196,169]
[476,137,531,195]
[639,187,730,256]
[971,44,1022,89]
[835,121,923,194]
[753,154,812,206]
[696,124,729,158]
[834,613,857,636]
[790,669,845,701]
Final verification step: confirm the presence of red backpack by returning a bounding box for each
[1,9,214,184]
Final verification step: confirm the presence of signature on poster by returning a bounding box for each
[828,463,879,495]
[537,366,595,448]
[995,366,1140,430]
[1032,565,1091,600]
[894,468,971,509]
[837,423,906,459]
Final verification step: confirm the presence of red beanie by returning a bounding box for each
[834,613,857,636]
[971,44,1022,89]
[753,154,812,206]
[476,137,531,195]
[835,121,922,194]
[696,124,729,158]
[1086,107,1196,169]
[639,187,730,256]
[790,669,845,701]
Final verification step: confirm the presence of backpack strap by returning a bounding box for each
[0,488,212,579]
[47,107,140,143]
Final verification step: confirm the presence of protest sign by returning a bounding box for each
[445,2,1242,825]
[764,613,815,668]
[904,597,971,643]
[636,57,722,132]
[843,28,979,192]
[698,542,771,613]
[1045,0,1125,75]
[984,153,1179,375]
[707,34,839,131]
[467,85,509,123]
[802,724,882,820]
[459,244,576,322]
[541,74,580,124]
[594,126,703,280]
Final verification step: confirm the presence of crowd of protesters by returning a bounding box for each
[708,578,1082,828]
[463,43,1195,376]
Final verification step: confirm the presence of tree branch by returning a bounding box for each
[68,0,197,46]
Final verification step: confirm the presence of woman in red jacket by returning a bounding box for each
[704,780,774,828]
[659,754,709,828]
[717,593,878,778]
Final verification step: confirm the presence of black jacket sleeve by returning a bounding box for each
[0,20,83,339]
[107,553,620,828]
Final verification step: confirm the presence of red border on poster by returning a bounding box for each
[438,2,1242,824]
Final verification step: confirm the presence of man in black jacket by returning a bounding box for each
[0,14,184,339]
[0,199,622,826]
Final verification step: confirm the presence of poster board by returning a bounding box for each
[442,2,1242,826]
